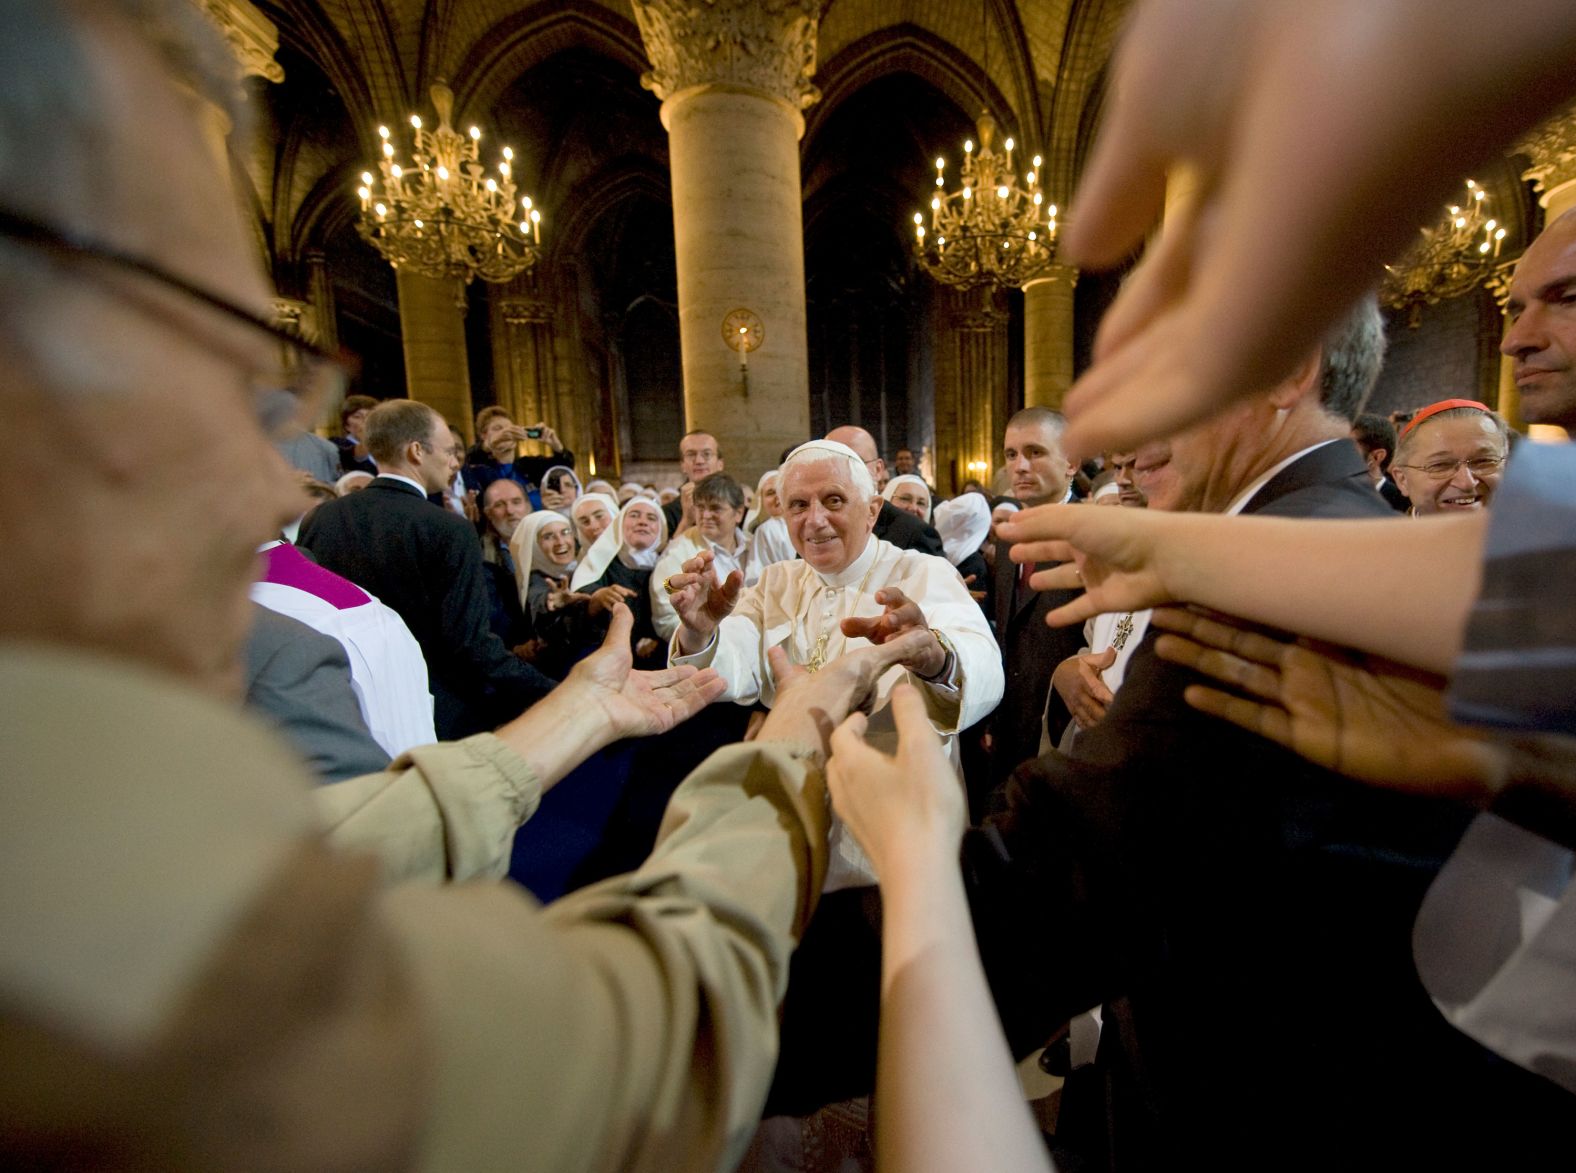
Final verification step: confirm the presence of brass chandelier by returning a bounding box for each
[913,113,1061,290]
[356,82,542,285]
[1381,178,1508,327]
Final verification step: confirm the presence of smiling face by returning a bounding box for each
[535,519,577,567]
[781,457,881,574]
[760,478,782,518]
[696,495,746,547]
[1502,213,1576,430]
[482,479,528,540]
[1392,413,1508,515]
[888,481,931,521]
[573,500,612,546]
[622,502,663,550]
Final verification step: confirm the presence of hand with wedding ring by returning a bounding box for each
[669,548,745,655]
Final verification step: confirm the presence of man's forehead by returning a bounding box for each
[484,481,524,505]
[1004,422,1061,450]
[682,434,717,451]
[782,458,850,491]
[1511,219,1576,301]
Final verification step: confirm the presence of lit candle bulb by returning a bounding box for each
[469,126,480,141]
[530,207,540,243]
[410,114,421,130]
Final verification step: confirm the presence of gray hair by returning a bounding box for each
[1316,295,1387,422]
[781,444,876,503]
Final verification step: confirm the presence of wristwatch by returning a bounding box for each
[918,630,956,683]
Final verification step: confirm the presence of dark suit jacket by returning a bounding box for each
[243,606,389,784]
[988,502,1085,792]
[965,441,1573,1167]
[873,499,944,555]
[297,477,553,738]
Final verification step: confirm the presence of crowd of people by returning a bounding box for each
[5,0,1576,1170]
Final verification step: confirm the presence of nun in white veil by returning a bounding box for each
[570,497,669,665]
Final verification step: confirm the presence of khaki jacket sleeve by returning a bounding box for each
[312,733,542,885]
[379,741,829,1173]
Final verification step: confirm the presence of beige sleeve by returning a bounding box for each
[380,741,829,1173]
[312,733,542,885]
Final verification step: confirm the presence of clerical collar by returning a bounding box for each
[815,532,881,589]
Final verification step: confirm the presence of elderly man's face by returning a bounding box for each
[1003,420,1074,503]
[782,458,881,574]
[1392,415,1507,515]
[0,24,304,691]
[1502,215,1576,430]
[483,480,529,539]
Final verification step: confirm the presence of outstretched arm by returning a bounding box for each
[999,504,1486,675]
[827,686,1054,1173]
[315,606,726,883]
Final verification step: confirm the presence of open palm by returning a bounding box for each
[1151,607,1497,804]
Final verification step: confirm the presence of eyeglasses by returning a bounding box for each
[0,206,353,439]
[1394,455,1506,481]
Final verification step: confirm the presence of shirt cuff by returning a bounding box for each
[670,629,719,670]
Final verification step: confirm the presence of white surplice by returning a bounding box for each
[671,536,1003,889]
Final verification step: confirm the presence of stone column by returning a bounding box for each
[1499,104,1576,432]
[933,288,1009,494]
[1022,263,1079,409]
[396,270,473,435]
[632,0,819,477]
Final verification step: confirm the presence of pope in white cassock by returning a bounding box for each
[665,439,1003,889]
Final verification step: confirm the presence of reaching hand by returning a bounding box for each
[668,549,744,651]
[1056,0,1576,458]
[587,583,637,616]
[826,684,965,877]
[840,587,945,677]
[566,604,725,740]
[1052,647,1118,730]
[1151,607,1499,804]
[756,628,935,767]
[461,489,480,524]
[997,503,1176,629]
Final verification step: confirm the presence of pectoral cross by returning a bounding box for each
[1111,612,1135,652]
[806,632,831,673]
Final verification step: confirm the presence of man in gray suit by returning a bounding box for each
[242,606,389,784]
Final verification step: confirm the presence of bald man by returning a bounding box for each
[825,426,944,557]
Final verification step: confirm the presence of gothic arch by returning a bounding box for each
[447,1,647,124]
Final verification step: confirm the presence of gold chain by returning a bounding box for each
[805,547,884,672]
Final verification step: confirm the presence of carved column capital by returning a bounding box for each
[1021,262,1080,292]
[193,0,285,83]
[1519,101,1576,207]
[631,0,822,111]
